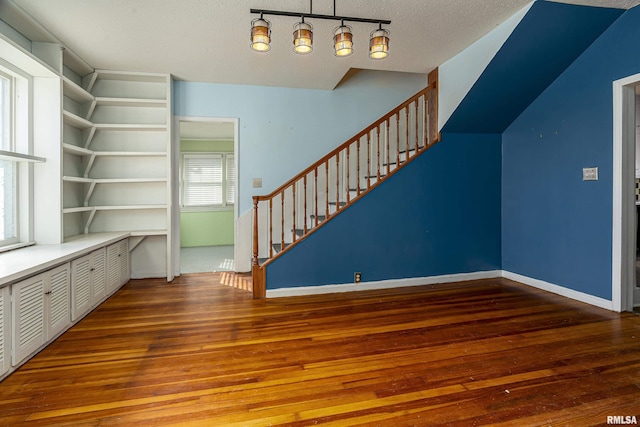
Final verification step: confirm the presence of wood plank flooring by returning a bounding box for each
[1,273,640,426]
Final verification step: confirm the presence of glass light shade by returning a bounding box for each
[293,21,313,54]
[333,25,353,57]
[369,28,390,59]
[251,18,271,52]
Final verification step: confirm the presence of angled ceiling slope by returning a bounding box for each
[442,0,624,134]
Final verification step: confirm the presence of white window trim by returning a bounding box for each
[180,151,235,212]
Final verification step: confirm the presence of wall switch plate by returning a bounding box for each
[252,178,262,188]
[583,167,598,181]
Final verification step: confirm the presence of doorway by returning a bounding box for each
[175,118,239,275]
[613,74,640,312]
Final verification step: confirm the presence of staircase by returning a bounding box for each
[252,69,440,298]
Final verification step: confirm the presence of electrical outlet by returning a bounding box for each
[354,272,362,283]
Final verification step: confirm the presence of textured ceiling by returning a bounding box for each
[7,0,640,90]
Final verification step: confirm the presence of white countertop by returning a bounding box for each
[0,232,129,287]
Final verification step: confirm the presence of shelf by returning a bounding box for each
[86,70,168,92]
[62,76,93,103]
[93,178,167,184]
[130,230,168,237]
[63,110,93,129]
[62,143,93,156]
[93,124,167,132]
[94,205,167,211]
[63,206,93,214]
[62,144,166,158]
[62,176,93,183]
[93,151,167,157]
[94,97,167,108]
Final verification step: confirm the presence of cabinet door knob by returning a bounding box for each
[45,291,52,295]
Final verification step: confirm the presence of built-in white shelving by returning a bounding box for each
[61,68,172,278]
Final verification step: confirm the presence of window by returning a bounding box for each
[181,153,235,209]
[0,71,18,247]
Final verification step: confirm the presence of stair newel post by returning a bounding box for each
[269,198,273,258]
[292,182,297,242]
[428,68,439,145]
[303,174,308,234]
[376,125,381,181]
[252,196,259,267]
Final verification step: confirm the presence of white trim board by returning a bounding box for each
[266,270,615,311]
[501,271,613,311]
[612,73,640,313]
[266,270,502,298]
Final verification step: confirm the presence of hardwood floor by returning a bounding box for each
[1,274,640,426]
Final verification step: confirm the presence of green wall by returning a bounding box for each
[180,139,234,247]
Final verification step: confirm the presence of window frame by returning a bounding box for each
[0,58,41,253]
[0,68,19,248]
[180,151,235,212]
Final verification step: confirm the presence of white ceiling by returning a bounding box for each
[8,0,640,90]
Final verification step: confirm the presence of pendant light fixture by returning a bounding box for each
[250,1,390,59]
[293,18,313,54]
[250,15,271,52]
[369,24,390,59]
[333,21,353,57]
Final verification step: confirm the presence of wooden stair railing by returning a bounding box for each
[252,69,440,298]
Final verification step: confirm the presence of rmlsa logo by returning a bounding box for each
[607,415,638,425]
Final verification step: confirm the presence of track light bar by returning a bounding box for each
[250,9,391,26]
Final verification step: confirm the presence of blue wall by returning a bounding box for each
[444,0,622,134]
[502,5,640,300]
[266,133,502,289]
[174,71,427,214]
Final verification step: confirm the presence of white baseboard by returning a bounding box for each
[265,269,616,312]
[265,270,503,298]
[501,270,614,311]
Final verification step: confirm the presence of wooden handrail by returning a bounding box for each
[252,68,440,298]
[253,82,435,203]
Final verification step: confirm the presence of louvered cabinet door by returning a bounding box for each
[0,286,10,376]
[71,254,92,321]
[12,274,45,366]
[91,248,107,302]
[46,264,71,339]
[118,239,129,286]
[106,243,120,294]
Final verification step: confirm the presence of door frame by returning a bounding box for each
[171,116,239,277]
[612,73,639,312]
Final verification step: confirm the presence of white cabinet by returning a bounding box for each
[71,248,106,321]
[0,286,10,377]
[11,263,70,366]
[107,239,129,294]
